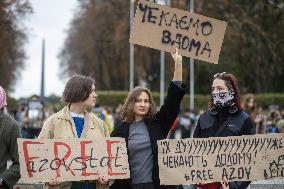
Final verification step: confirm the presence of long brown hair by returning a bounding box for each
[242,94,257,117]
[120,87,156,123]
[209,73,243,111]
[242,94,256,111]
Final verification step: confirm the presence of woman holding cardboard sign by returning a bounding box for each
[194,72,256,189]
[38,75,110,189]
[110,49,186,189]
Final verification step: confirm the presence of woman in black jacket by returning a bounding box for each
[194,72,256,189]
[110,49,186,189]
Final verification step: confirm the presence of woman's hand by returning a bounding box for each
[48,177,60,185]
[171,48,182,64]
[171,48,182,81]
[98,176,109,185]
[221,178,229,189]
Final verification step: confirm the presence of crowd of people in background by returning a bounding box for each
[8,98,121,139]
[6,93,284,140]
[1,70,284,189]
[241,94,284,134]
[1,87,283,189]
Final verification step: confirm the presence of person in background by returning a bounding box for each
[254,113,266,134]
[14,103,27,129]
[113,104,123,129]
[194,72,256,189]
[167,116,180,139]
[178,108,196,139]
[105,106,115,132]
[110,49,186,189]
[280,109,284,119]
[22,95,44,139]
[38,75,110,189]
[276,119,284,133]
[92,104,114,133]
[266,106,281,133]
[242,94,268,134]
[242,94,257,121]
[0,86,21,189]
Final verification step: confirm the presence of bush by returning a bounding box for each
[254,93,284,109]
[96,91,284,113]
[8,92,283,114]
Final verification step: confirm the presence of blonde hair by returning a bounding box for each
[276,119,284,133]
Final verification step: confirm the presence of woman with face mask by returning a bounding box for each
[193,72,256,189]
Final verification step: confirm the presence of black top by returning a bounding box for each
[110,81,186,189]
[194,106,256,138]
[194,106,256,189]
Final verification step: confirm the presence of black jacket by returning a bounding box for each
[110,82,186,189]
[194,106,256,189]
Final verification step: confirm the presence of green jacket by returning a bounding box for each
[0,110,21,188]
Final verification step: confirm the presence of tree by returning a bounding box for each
[0,0,32,91]
[59,0,130,90]
[193,0,284,93]
[60,0,284,93]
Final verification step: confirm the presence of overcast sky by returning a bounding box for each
[11,0,78,99]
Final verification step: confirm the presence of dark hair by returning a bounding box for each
[209,73,243,110]
[120,87,156,123]
[31,94,40,100]
[63,75,95,103]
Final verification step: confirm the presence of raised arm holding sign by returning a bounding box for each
[110,49,186,189]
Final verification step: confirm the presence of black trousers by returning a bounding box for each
[132,183,155,189]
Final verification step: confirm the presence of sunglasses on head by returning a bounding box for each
[214,72,227,78]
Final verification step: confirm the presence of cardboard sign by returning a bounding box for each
[130,0,227,64]
[13,185,35,189]
[158,134,284,184]
[17,138,130,183]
